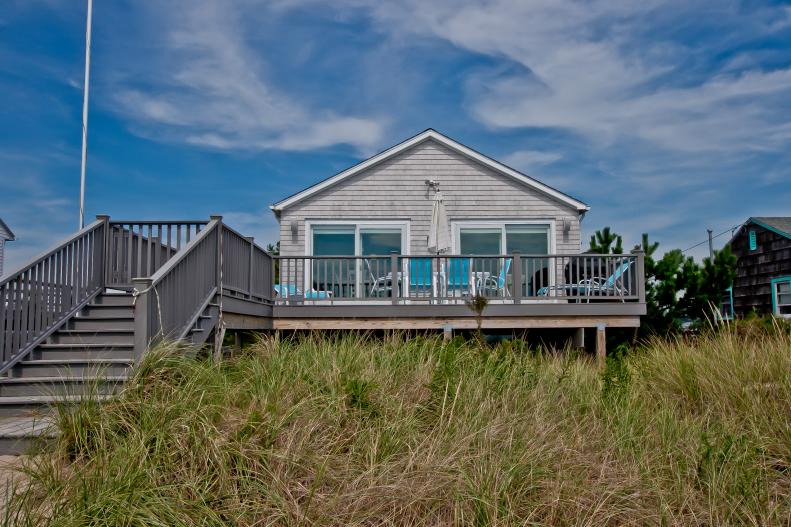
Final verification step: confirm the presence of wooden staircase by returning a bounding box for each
[0,216,274,454]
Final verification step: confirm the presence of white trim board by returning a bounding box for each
[304,219,411,257]
[271,129,589,213]
[450,219,557,254]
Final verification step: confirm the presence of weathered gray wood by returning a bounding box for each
[729,218,791,316]
[277,139,583,258]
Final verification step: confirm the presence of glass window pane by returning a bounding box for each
[312,226,355,256]
[361,229,402,255]
[777,281,790,294]
[460,228,502,255]
[506,225,549,254]
[505,225,550,297]
[312,226,355,297]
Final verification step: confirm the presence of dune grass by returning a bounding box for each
[4,324,791,526]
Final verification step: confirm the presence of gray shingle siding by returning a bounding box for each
[277,139,583,256]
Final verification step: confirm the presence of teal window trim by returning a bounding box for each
[749,230,757,251]
[770,276,791,317]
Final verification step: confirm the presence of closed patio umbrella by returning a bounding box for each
[428,191,451,254]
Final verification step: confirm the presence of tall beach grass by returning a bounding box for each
[4,325,791,525]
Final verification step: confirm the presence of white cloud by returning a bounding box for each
[111,0,385,153]
[502,150,562,172]
[341,0,791,155]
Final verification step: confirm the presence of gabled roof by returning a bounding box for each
[728,216,791,246]
[748,217,791,240]
[270,129,590,212]
[0,218,15,242]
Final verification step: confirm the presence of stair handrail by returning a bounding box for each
[0,218,107,374]
[132,217,222,359]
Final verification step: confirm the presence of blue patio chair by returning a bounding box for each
[483,258,512,297]
[273,284,332,299]
[447,258,471,294]
[409,257,433,290]
[537,259,633,299]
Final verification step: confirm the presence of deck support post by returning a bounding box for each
[511,251,522,304]
[390,251,399,305]
[246,236,254,298]
[443,324,453,342]
[133,277,152,362]
[573,327,585,349]
[96,214,110,287]
[596,323,606,368]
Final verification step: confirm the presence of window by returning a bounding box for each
[454,222,552,254]
[454,221,553,296]
[312,226,355,256]
[308,221,408,298]
[772,277,791,317]
[749,230,758,251]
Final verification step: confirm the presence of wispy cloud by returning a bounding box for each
[110,1,385,153]
[502,150,563,172]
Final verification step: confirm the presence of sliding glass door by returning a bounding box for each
[310,222,406,298]
[455,222,552,297]
[311,226,355,297]
[505,225,550,295]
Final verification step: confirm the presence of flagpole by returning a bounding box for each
[79,0,93,228]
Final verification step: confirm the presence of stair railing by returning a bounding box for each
[132,217,222,359]
[0,218,107,373]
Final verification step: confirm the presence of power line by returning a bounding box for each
[682,223,744,254]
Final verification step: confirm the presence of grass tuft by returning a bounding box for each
[4,329,791,525]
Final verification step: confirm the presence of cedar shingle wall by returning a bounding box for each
[731,225,791,316]
[278,139,582,256]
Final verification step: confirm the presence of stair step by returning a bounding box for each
[0,394,113,418]
[0,416,56,454]
[80,305,135,318]
[0,376,127,397]
[94,294,135,306]
[35,343,133,360]
[49,329,134,345]
[13,359,133,378]
[69,317,135,331]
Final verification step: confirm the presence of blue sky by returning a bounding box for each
[2,0,791,271]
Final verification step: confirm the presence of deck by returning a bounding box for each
[1,216,646,377]
[267,253,645,330]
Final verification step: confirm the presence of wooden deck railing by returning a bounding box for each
[273,252,645,305]
[132,219,275,357]
[1,213,646,371]
[106,220,209,288]
[0,215,277,369]
[0,219,106,372]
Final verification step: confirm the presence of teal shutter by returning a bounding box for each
[749,230,757,251]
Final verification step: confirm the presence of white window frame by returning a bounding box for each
[304,220,410,298]
[450,219,556,255]
[305,220,410,257]
[772,277,791,318]
[451,219,558,294]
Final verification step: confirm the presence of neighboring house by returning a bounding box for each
[0,218,15,277]
[727,217,791,318]
[271,129,589,261]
